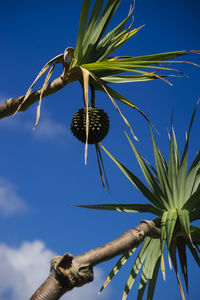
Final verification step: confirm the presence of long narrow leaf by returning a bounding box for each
[165,209,177,247]
[34,64,55,129]
[122,237,151,300]
[182,187,200,211]
[77,203,162,216]
[80,67,90,164]
[177,237,188,292]
[147,257,161,300]
[120,50,199,62]
[186,238,200,267]
[74,0,91,64]
[177,209,190,236]
[99,248,137,293]
[101,144,164,208]
[161,211,168,252]
[123,129,167,210]
[100,73,170,83]
[82,0,121,63]
[185,150,200,200]
[170,243,186,300]
[96,6,136,61]
[178,101,199,204]
[168,129,179,206]
[137,238,161,300]
[82,0,104,52]
[15,53,63,113]
[150,128,173,207]
[88,71,138,139]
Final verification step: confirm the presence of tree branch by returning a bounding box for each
[0,67,81,120]
[30,220,160,300]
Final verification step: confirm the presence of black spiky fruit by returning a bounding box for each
[71,107,110,144]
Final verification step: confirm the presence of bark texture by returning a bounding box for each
[0,67,81,120]
[30,220,160,300]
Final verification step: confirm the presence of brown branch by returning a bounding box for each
[0,67,81,120]
[30,220,160,300]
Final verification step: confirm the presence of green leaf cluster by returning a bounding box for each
[20,0,199,147]
[81,102,200,299]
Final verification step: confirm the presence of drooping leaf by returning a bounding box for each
[34,63,55,129]
[137,238,161,300]
[186,238,200,267]
[80,67,90,164]
[160,254,166,281]
[95,144,110,191]
[165,209,177,247]
[88,71,138,139]
[160,211,168,252]
[177,209,190,237]
[15,53,63,113]
[99,248,136,293]
[147,257,161,300]
[169,243,186,300]
[122,237,151,300]
[190,207,200,222]
[177,237,188,292]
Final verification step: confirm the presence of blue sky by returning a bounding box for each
[0,0,200,299]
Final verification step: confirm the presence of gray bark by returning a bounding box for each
[30,220,160,300]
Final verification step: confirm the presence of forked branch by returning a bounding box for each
[30,220,160,300]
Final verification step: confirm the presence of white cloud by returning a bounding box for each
[0,241,111,300]
[0,113,67,140]
[33,117,66,139]
[0,178,27,216]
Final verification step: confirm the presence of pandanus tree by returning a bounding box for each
[1,0,200,299]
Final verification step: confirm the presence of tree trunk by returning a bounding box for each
[30,220,160,300]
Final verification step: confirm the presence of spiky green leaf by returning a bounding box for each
[185,238,200,267]
[137,238,161,300]
[150,128,173,208]
[77,203,162,216]
[101,144,164,209]
[185,150,200,200]
[124,130,167,210]
[99,248,136,293]
[147,258,161,300]
[177,237,188,292]
[161,211,168,252]
[168,129,179,205]
[177,209,190,237]
[165,210,177,247]
[74,0,91,64]
[182,187,200,211]
[122,237,151,300]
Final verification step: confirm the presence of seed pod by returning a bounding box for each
[71,107,110,144]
